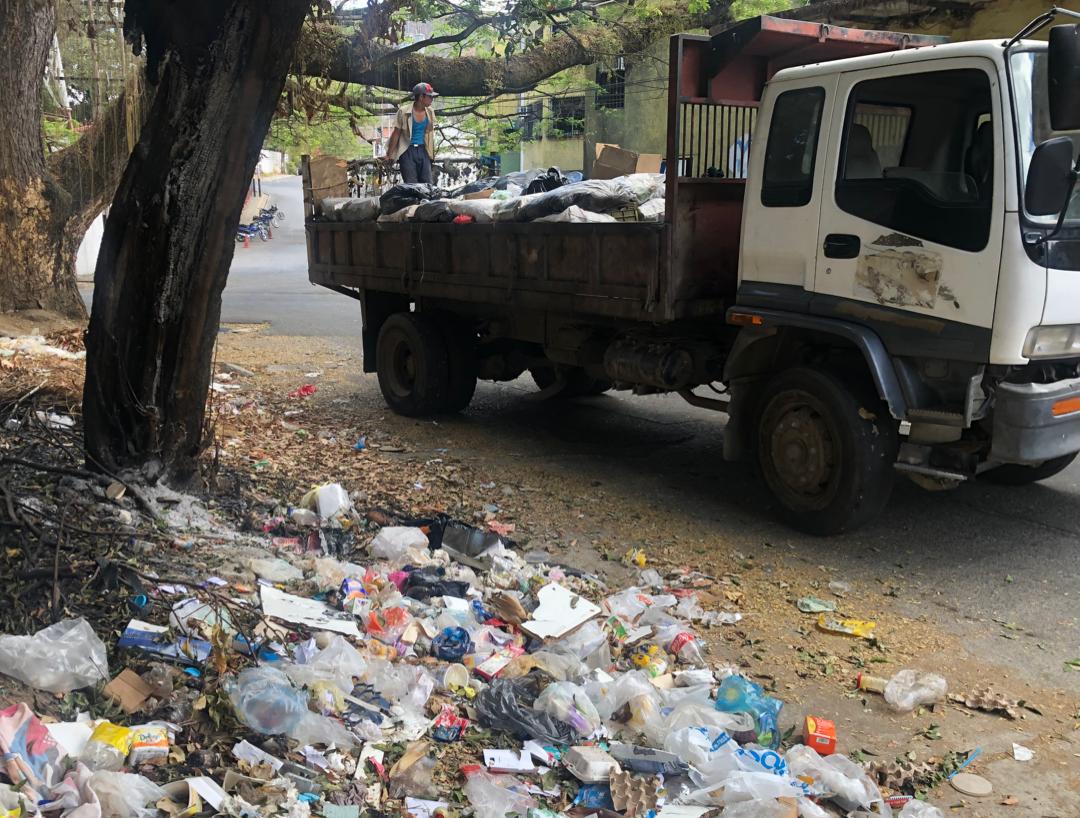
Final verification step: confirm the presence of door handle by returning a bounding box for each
[823,233,861,259]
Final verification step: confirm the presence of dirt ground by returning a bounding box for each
[208,326,1080,817]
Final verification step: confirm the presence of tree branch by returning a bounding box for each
[304,3,734,96]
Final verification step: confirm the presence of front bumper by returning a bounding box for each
[991,376,1080,464]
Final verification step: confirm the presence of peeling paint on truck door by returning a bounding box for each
[812,58,1004,334]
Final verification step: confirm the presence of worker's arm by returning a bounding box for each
[384,127,402,163]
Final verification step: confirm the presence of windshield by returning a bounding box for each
[1011,48,1080,221]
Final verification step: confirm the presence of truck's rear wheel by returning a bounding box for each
[755,367,897,535]
[440,318,478,413]
[376,313,448,416]
[530,365,611,398]
[982,452,1077,485]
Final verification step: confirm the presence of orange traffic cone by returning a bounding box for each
[267,227,273,239]
[242,234,250,248]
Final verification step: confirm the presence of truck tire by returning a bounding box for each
[530,366,611,398]
[982,452,1077,485]
[376,313,449,417]
[440,318,478,413]
[755,367,897,535]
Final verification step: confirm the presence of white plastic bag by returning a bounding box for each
[463,771,536,818]
[535,206,616,223]
[284,635,368,693]
[89,770,166,818]
[534,681,602,735]
[884,670,947,712]
[371,526,429,560]
[899,800,944,818]
[248,557,303,583]
[785,745,881,811]
[0,618,107,693]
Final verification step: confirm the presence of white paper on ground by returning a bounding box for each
[259,585,361,636]
[188,777,227,810]
[232,740,284,772]
[483,749,537,773]
[354,744,385,781]
[46,721,93,757]
[521,583,601,640]
[655,807,719,818]
[1012,743,1034,761]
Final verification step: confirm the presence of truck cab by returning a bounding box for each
[726,12,1080,530]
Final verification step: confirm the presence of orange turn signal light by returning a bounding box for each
[728,311,764,326]
[1051,396,1080,417]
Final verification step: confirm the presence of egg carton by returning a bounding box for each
[948,686,1020,719]
[609,770,661,816]
[865,758,937,793]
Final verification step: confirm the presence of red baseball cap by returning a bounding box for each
[412,82,439,98]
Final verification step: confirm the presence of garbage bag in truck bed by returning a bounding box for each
[504,179,636,222]
[380,183,445,215]
[322,196,380,222]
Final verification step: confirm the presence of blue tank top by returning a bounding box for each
[410,113,428,145]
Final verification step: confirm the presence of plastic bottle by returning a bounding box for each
[884,670,948,712]
[81,722,133,771]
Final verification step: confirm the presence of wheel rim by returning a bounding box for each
[383,328,419,400]
[759,389,841,512]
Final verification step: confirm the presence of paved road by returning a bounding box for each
[233,176,1078,691]
[223,176,363,335]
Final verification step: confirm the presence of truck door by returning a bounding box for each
[812,59,1004,355]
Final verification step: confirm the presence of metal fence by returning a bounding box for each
[677,101,758,179]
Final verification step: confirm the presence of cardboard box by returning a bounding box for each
[103,668,153,714]
[462,188,494,200]
[804,715,837,756]
[592,143,663,179]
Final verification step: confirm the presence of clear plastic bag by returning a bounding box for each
[284,635,368,693]
[248,557,303,582]
[884,670,947,712]
[534,681,601,735]
[225,666,308,735]
[0,618,108,693]
[585,669,656,722]
[463,771,537,818]
[388,741,438,799]
[785,746,880,811]
[89,770,166,818]
[370,526,429,561]
[286,710,357,749]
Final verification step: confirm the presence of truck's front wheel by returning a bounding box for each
[376,313,449,416]
[755,367,897,535]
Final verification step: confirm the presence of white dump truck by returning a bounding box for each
[307,10,1080,534]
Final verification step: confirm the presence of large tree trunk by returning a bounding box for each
[0,1,146,319]
[0,0,84,317]
[83,0,308,482]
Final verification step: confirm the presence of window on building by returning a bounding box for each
[761,86,825,207]
[596,67,626,109]
[550,96,585,138]
[835,68,993,251]
[520,101,543,141]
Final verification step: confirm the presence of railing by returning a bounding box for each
[676,100,758,179]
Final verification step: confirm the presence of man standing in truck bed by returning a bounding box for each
[385,82,438,184]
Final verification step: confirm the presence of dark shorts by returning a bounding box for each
[399,144,432,184]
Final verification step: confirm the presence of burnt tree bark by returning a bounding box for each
[83,0,309,482]
[0,0,144,318]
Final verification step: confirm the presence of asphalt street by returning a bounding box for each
[143,174,1080,693]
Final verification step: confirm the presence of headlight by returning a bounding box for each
[1023,325,1080,358]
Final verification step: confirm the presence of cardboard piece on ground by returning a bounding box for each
[103,669,153,714]
[260,584,361,637]
[521,582,601,641]
[462,188,494,200]
[592,144,663,179]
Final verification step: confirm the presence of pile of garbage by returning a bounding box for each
[0,479,960,818]
[320,168,666,226]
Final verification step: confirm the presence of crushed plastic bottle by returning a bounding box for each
[654,624,705,665]
[714,675,784,749]
[884,670,948,712]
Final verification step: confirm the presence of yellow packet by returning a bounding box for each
[816,613,876,639]
[88,721,133,752]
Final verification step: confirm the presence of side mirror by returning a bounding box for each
[1025,137,1075,216]
[1049,25,1080,131]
